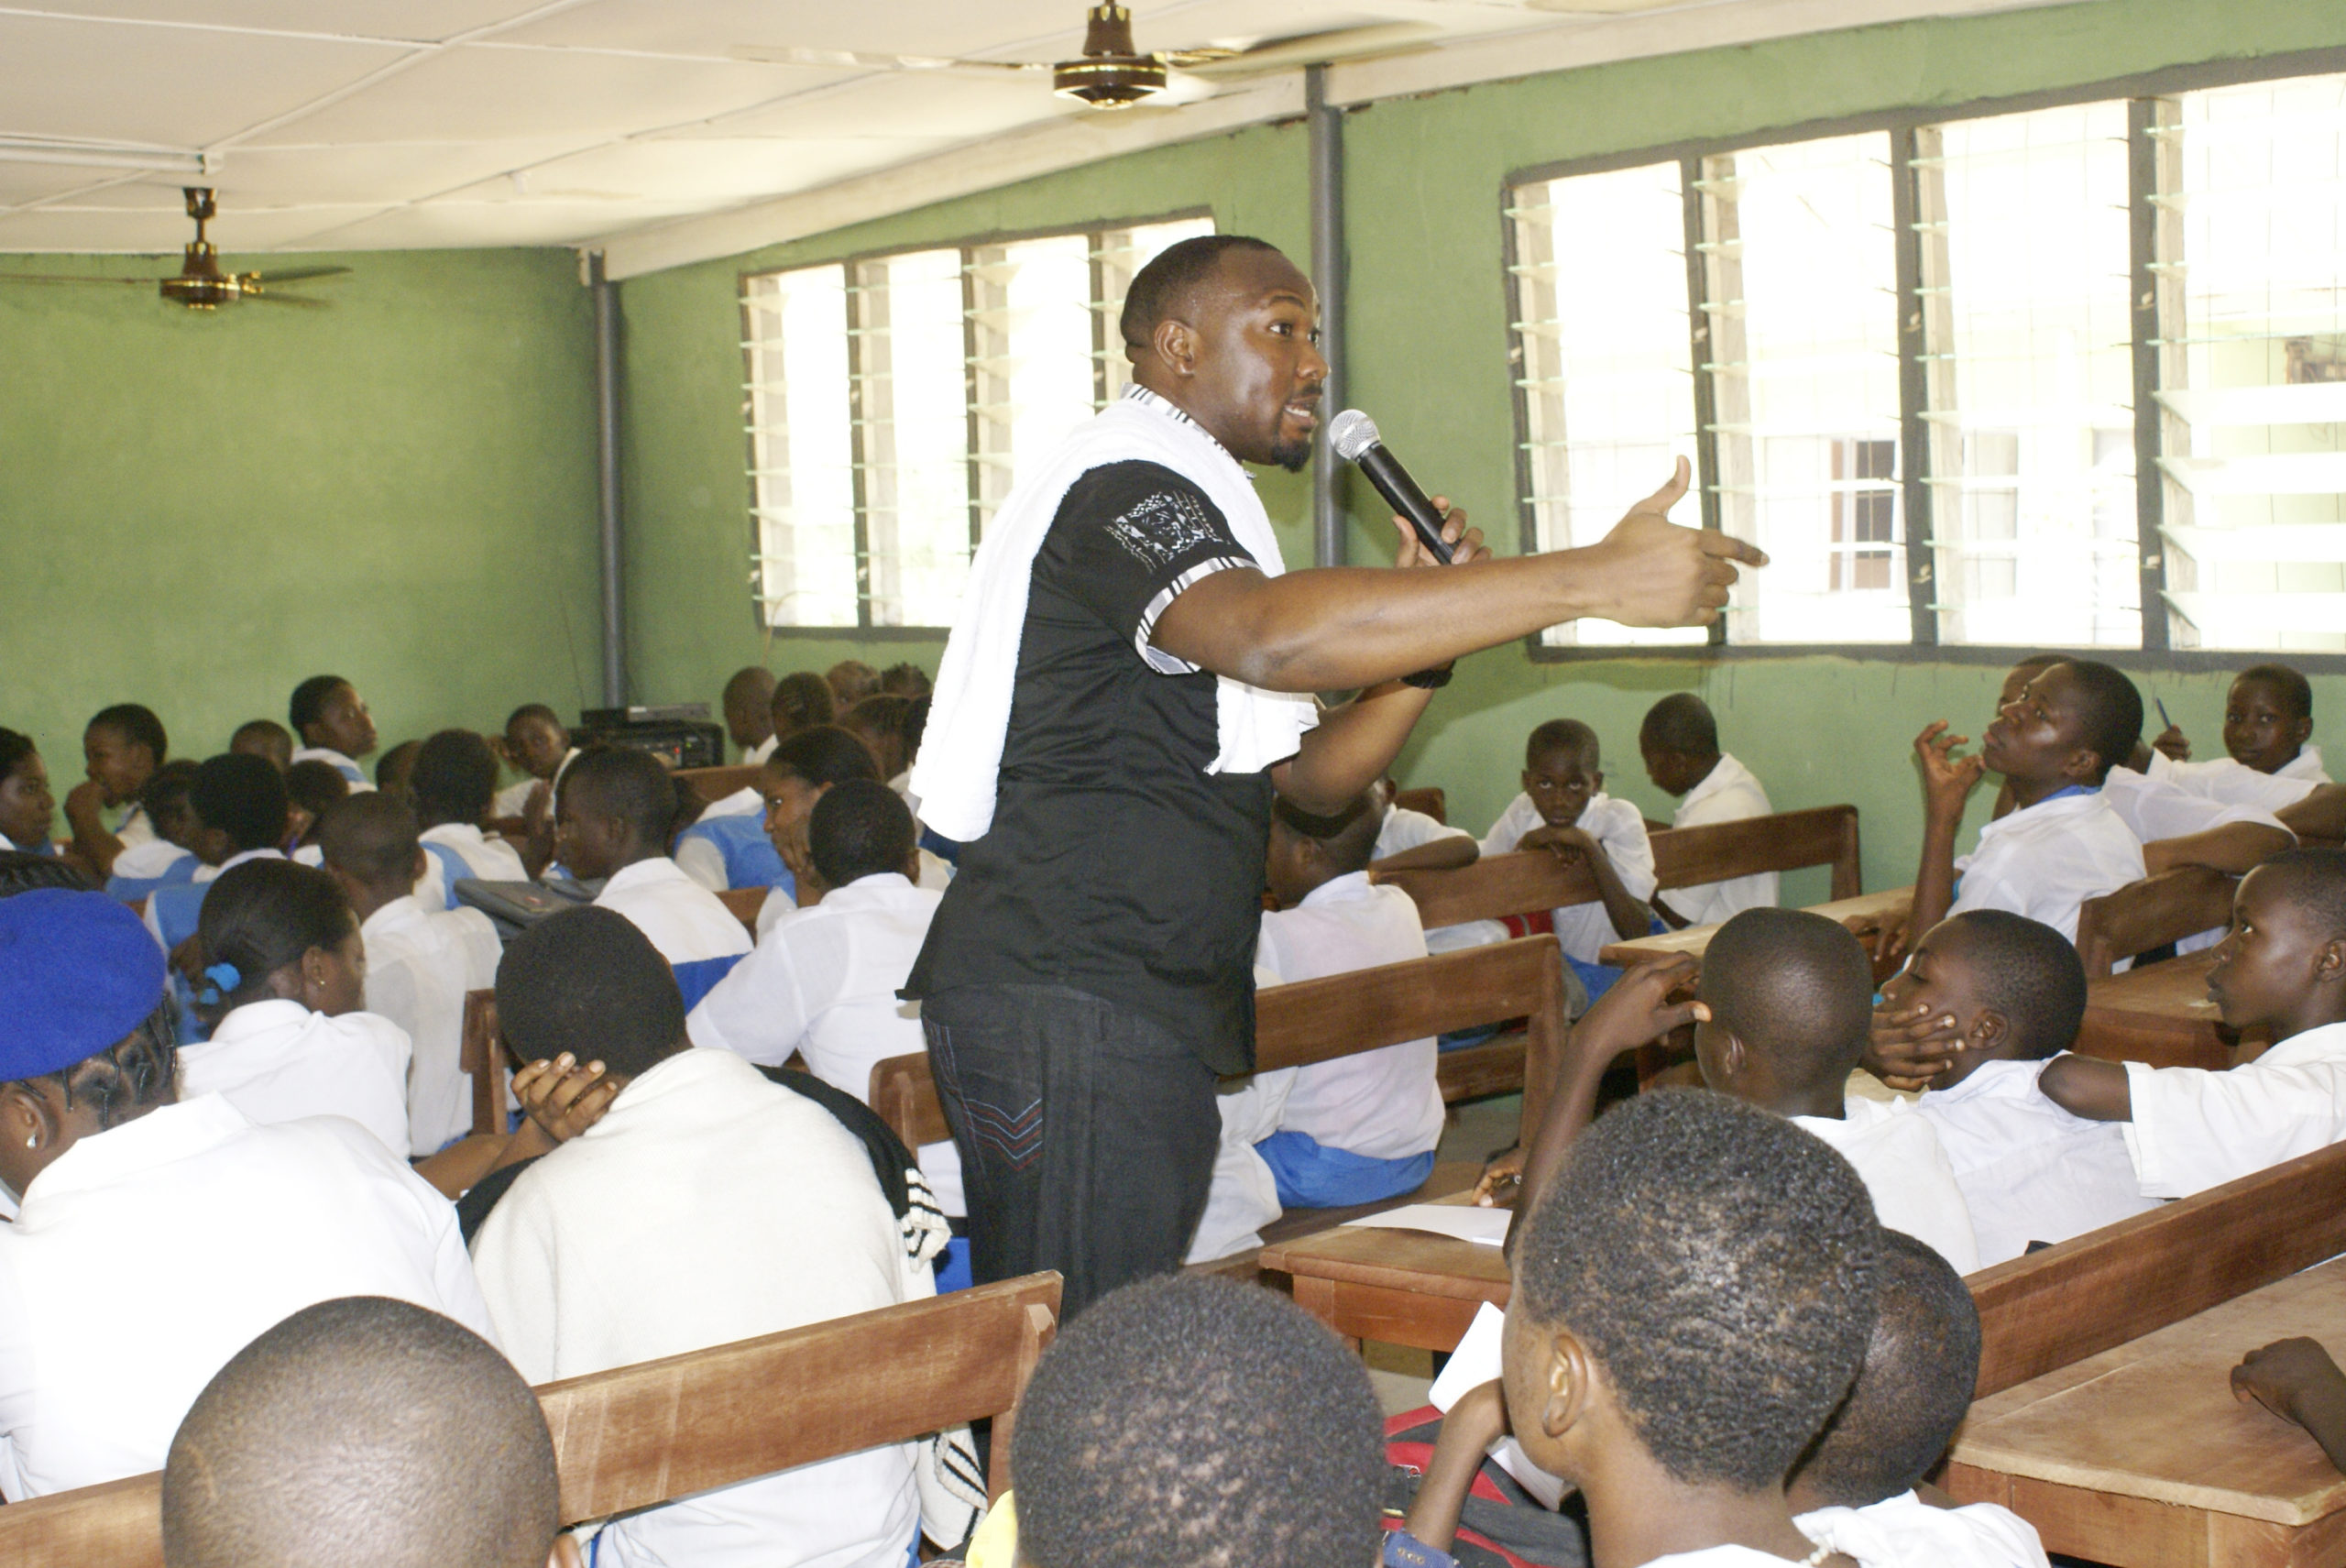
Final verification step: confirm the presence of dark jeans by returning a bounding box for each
[922,983,1221,1320]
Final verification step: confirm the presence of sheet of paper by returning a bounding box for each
[1342,1202,1510,1246]
[1425,1300,1571,1510]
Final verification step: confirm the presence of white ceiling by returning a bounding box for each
[0,0,2080,268]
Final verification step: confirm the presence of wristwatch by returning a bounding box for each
[1401,664,1453,690]
[1383,1528,1459,1568]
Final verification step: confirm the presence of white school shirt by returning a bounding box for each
[109,802,155,851]
[593,855,756,968]
[471,1048,923,1568]
[491,747,580,820]
[0,1094,491,1499]
[1667,752,1780,928]
[412,822,531,909]
[745,734,778,766]
[1796,1491,2050,1568]
[2121,1021,2346,1200]
[1951,791,2144,945]
[1375,804,1473,861]
[687,872,964,1214]
[2152,750,2325,815]
[749,860,952,938]
[1482,792,1659,963]
[1641,1550,1812,1566]
[287,746,376,792]
[143,846,282,944]
[1792,1097,1981,1274]
[180,999,414,1159]
[108,837,190,882]
[362,894,504,1155]
[674,784,767,893]
[1914,1058,2161,1266]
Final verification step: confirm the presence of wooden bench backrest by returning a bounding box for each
[1648,805,1862,901]
[1391,786,1446,824]
[1968,1138,2346,1398]
[717,885,767,934]
[1377,850,1599,929]
[461,988,501,1137]
[2071,864,2239,981]
[873,936,1572,1154]
[0,1274,1062,1568]
[676,763,766,806]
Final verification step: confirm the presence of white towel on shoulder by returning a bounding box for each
[909,390,1319,843]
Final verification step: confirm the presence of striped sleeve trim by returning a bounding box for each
[1133,554,1256,674]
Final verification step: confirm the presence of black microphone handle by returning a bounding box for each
[1354,443,1453,565]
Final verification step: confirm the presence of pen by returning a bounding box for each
[2156,697,2173,729]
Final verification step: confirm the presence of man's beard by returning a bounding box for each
[1270,433,1313,472]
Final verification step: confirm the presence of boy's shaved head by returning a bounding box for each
[1528,718,1599,770]
[1272,790,1383,876]
[2239,663,2315,723]
[162,1296,559,1568]
[1792,1231,1980,1509]
[2055,660,2144,781]
[560,747,673,844]
[317,793,422,887]
[229,720,292,773]
[1639,693,1718,757]
[1699,907,1875,1091]
[2254,847,2346,940]
[1940,910,2088,1059]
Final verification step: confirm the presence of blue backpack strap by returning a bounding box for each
[421,841,472,911]
[671,952,746,1013]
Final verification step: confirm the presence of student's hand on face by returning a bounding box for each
[1474,1145,1525,1206]
[1573,954,1706,1063]
[1864,999,1963,1091]
[2154,724,2192,763]
[61,776,107,831]
[1388,497,1489,569]
[2232,1337,2346,1428]
[512,1054,620,1144]
[1913,720,1986,819]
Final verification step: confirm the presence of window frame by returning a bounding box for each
[736,206,1216,639]
[1503,43,2346,672]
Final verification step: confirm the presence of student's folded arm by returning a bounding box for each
[2037,1052,2133,1122]
[2143,821,2295,876]
[1577,839,1652,943]
[2279,785,2346,843]
[1370,836,1478,874]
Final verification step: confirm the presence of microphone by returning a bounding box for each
[1329,409,1453,565]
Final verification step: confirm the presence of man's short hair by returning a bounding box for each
[505,702,562,731]
[1639,693,1718,756]
[89,703,169,762]
[318,793,423,887]
[162,1296,558,1568]
[1699,907,1875,1091]
[2056,660,2144,781]
[497,905,684,1080]
[1526,717,1599,771]
[2238,663,2315,723]
[287,674,350,737]
[1119,234,1285,351]
[559,746,674,846]
[2254,847,2346,944]
[1940,910,2087,1059]
[192,753,291,852]
[773,671,838,733]
[1273,791,1382,876]
[766,725,882,790]
[807,779,916,889]
[1794,1231,1980,1508]
[724,665,776,707]
[283,760,350,821]
[231,720,293,770]
[1013,1275,1385,1568]
[1514,1090,1880,1490]
[411,729,499,824]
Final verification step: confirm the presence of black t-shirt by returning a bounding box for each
[905,459,1275,1074]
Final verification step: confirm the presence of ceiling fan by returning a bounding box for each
[0,188,348,309]
[729,3,1438,108]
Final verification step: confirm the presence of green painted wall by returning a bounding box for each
[616,0,2346,895]
[0,247,600,823]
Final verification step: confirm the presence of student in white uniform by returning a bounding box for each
[1640,693,1781,928]
[285,674,379,791]
[281,758,348,870]
[490,703,579,821]
[745,727,952,929]
[687,780,962,1213]
[2042,849,2346,1199]
[770,670,838,762]
[1869,911,2158,1265]
[1367,775,1476,873]
[321,794,503,1157]
[230,718,294,773]
[162,1298,575,1568]
[0,730,59,859]
[673,770,790,895]
[60,703,167,882]
[558,746,752,1009]
[2152,663,2329,803]
[0,887,491,1500]
[144,756,294,1043]
[180,859,415,1159]
[722,665,778,764]
[472,906,971,1568]
[1785,1231,2052,1565]
[1481,718,1658,1003]
[1908,659,2147,948]
[105,759,203,902]
[409,729,530,909]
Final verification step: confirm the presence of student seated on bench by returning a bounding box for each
[145,754,294,1026]
[755,727,950,928]
[1865,911,2159,1266]
[2153,663,2329,805]
[106,758,203,902]
[674,735,793,896]
[231,718,293,774]
[410,729,529,908]
[286,674,378,790]
[557,746,751,1010]
[1784,1231,2051,1565]
[724,664,779,764]
[494,704,580,820]
[320,794,502,1156]
[472,905,974,1568]
[1908,659,2146,947]
[2040,847,2346,1199]
[975,1274,1387,1568]
[1640,692,1780,928]
[687,779,964,1213]
[1482,718,1658,1003]
[0,888,491,1499]
[1367,775,1477,876]
[163,1297,572,1568]
[64,702,168,881]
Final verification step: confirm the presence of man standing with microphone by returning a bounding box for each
[906,235,1760,1316]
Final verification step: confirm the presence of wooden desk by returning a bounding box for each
[1598,886,1913,981]
[1948,1256,2346,1567]
[1259,1194,1511,1354]
[2078,950,2268,1073]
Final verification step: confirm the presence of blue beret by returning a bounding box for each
[0,889,168,1082]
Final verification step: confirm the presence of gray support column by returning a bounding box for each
[1308,63,1347,568]
[590,249,626,707]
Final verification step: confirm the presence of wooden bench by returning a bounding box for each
[2073,862,2240,981]
[676,763,767,804]
[2077,948,2268,1073]
[1648,803,1863,905]
[461,988,502,1137]
[1599,885,1914,984]
[717,884,768,934]
[0,1271,1062,1568]
[1392,786,1446,824]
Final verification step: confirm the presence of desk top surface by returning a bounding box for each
[1258,1190,1515,1299]
[1952,1255,2346,1526]
[1600,887,1914,968]
[2085,949,2223,1020]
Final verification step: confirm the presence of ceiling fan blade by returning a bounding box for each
[0,273,164,286]
[727,43,1042,73]
[1161,47,1242,68]
[1183,21,1439,75]
[242,291,329,308]
[252,266,351,285]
